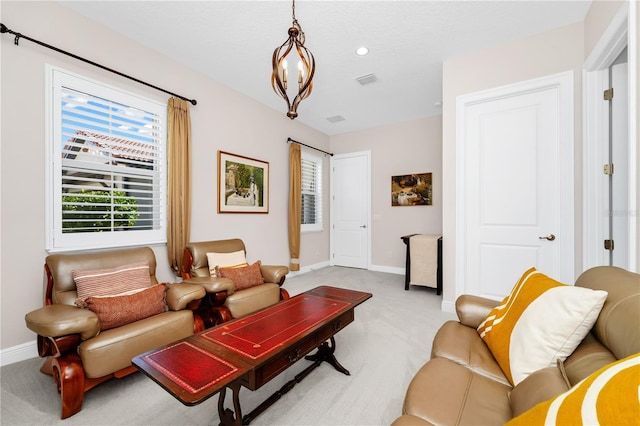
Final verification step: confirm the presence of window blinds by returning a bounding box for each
[59,86,162,233]
[301,153,322,228]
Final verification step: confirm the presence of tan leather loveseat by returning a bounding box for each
[393,266,640,425]
[182,238,289,327]
[24,247,206,419]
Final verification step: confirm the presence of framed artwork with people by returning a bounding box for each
[391,172,432,206]
[217,151,269,213]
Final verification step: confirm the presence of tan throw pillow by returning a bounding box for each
[73,261,151,302]
[477,267,607,385]
[83,284,167,331]
[218,261,264,291]
[206,250,247,277]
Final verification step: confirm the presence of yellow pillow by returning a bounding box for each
[506,353,640,425]
[477,267,607,385]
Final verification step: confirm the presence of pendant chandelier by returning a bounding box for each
[271,0,315,119]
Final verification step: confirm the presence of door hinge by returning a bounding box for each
[603,163,614,175]
[604,239,614,250]
[603,88,614,101]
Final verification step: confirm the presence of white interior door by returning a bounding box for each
[456,72,574,300]
[330,151,371,269]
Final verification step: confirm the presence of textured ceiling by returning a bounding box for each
[58,1,591,136]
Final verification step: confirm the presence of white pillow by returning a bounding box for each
[477,267,608,385]
[206,250,247,277]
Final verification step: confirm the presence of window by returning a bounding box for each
[46,67,167,251]
[301,152,323,232]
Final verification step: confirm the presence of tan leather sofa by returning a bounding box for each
[393,266,640,425]
[182,238,289,327]
[24,247,206,419]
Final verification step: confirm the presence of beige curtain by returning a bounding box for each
[167,98,192,275]
[288,142,301,271]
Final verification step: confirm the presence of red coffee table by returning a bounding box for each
[133,286,372,425]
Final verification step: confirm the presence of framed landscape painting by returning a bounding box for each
[218,151,269,213]
[391,173,432,206]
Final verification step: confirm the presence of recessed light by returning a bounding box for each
[355,47,369,56]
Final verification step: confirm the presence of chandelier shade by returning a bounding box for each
[271,1,315,119]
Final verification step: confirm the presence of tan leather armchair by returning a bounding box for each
[182,238,289,327]
[24,247,206,419]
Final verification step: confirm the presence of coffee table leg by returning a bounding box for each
[217,382,243,426]
[305,336,350,376]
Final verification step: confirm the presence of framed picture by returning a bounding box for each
[391,173,432,206]
[218,151,269,213]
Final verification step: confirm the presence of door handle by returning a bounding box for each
[360,225,367,228]
[539,234,556,241]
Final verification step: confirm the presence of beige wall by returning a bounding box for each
[441,22,585,306]
[0,1,329,351]
[584,0,626,58]
[330,116,443,269]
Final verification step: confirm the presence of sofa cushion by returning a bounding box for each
[219,261,264,291]
[506,353,640,425]
[403,357,512,426]
[563,333,617,386]
[206,250,247,277]
[431,320,510,386]
[509,361,570,417]
[477,267,607,385]
[73,261,151,302]
[78,310,194,378]
[83,284,167,331]
[225,283,281,319]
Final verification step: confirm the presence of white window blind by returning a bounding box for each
[301,151,322,232]
[47,67,167,251]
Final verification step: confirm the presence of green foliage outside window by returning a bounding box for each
[62,190,139,232]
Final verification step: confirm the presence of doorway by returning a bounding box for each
[583,4,638,272]
[609,49,629,268]
[330,151,371,269]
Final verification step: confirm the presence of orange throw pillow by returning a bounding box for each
[218,261,264,291]
[83,284,167,330]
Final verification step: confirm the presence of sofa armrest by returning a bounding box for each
[182,276,235,295]
[260,265,289,285]
[166,283,206,311]
[25,304,100,340]
[455,295,500,328]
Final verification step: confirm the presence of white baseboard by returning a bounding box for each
[1,340,38,367]
[368,264,404,275]
[441,300,456,314]
[288,260,331,277]
[290,262,404,277]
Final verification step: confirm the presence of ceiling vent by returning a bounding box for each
[355,73,377,85]
[326,115,346,123]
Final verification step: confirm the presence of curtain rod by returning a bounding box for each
[287,138,333,156]
[0,23,197,106]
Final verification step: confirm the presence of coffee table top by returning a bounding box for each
[133,286,371,405]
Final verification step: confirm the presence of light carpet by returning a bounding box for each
[1,266,456,426]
